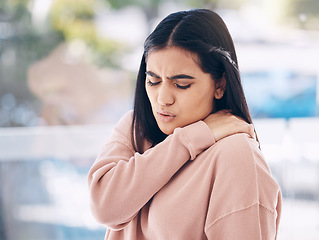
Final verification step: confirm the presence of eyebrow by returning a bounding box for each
[168,74,195,80]
[145,71,160,78]
[145,71,195,80]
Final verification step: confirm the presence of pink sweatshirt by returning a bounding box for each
[88,111,282,239]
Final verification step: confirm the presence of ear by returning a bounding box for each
[214,75,226,99]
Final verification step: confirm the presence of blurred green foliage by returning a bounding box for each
[50,0,125,67]
[107,0,162,9]
[286,0,319,29]
[0,0,64,127]
[0,0,63,127]
[0,0,25,21]
[0,0,64,85]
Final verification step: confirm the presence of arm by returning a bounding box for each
[88,112,215,230]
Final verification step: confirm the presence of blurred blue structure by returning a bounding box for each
[243,71,318,119]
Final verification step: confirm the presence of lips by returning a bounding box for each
[157,110,176,117]
[156,110,176,122]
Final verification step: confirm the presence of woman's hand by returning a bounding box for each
[203,110,255,141]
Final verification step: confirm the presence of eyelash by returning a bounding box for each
[147,80,191,90]
[147,80,160,87]
[176,84,191,90]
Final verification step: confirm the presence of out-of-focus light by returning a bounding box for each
[29,0,54,31]
[0,109,10,125]
[299,14,308,23]
[1,93,16,110]
[64,40,88,64]
[95,6,147,46]
[10,104,33,125]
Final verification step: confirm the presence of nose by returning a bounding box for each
[157,82,175,106]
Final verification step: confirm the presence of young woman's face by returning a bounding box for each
[145,46,219,135]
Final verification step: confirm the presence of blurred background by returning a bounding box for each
[0,0,318,239]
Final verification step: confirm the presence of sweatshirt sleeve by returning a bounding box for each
[88,111,215,230]
[204,134,282,240]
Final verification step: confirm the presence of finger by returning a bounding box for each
[249,124,256,140]
[245,124,256,140]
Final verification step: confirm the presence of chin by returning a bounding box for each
[158,126,174,135]
[161,129,174,135]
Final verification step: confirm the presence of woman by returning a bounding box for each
[88,9,281,239]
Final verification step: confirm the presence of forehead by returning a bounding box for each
[146,46,201,70]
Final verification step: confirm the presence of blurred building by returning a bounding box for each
[28,42,133,126]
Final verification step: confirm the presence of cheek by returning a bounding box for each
[203,84,216,107]
[145,87,156,106]
[194,84,215,102]
[194,98,213,113]
[189,89,215,114]
[145,83,150,97]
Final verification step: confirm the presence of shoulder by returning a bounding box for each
[215,132,259,151]
[208,133,271,177]
[116,110,134,129]
[105,110,134,148]
[207,133,281,201]
[96,110,136,158]
[203,134,281,235]
[213,133,261,161]
[112,110,133,138]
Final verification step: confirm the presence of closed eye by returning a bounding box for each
[175,83,191,89]
[147,80,161,87]
[145,71,192,89]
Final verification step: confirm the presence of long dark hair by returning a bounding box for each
[132,9,253,153]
